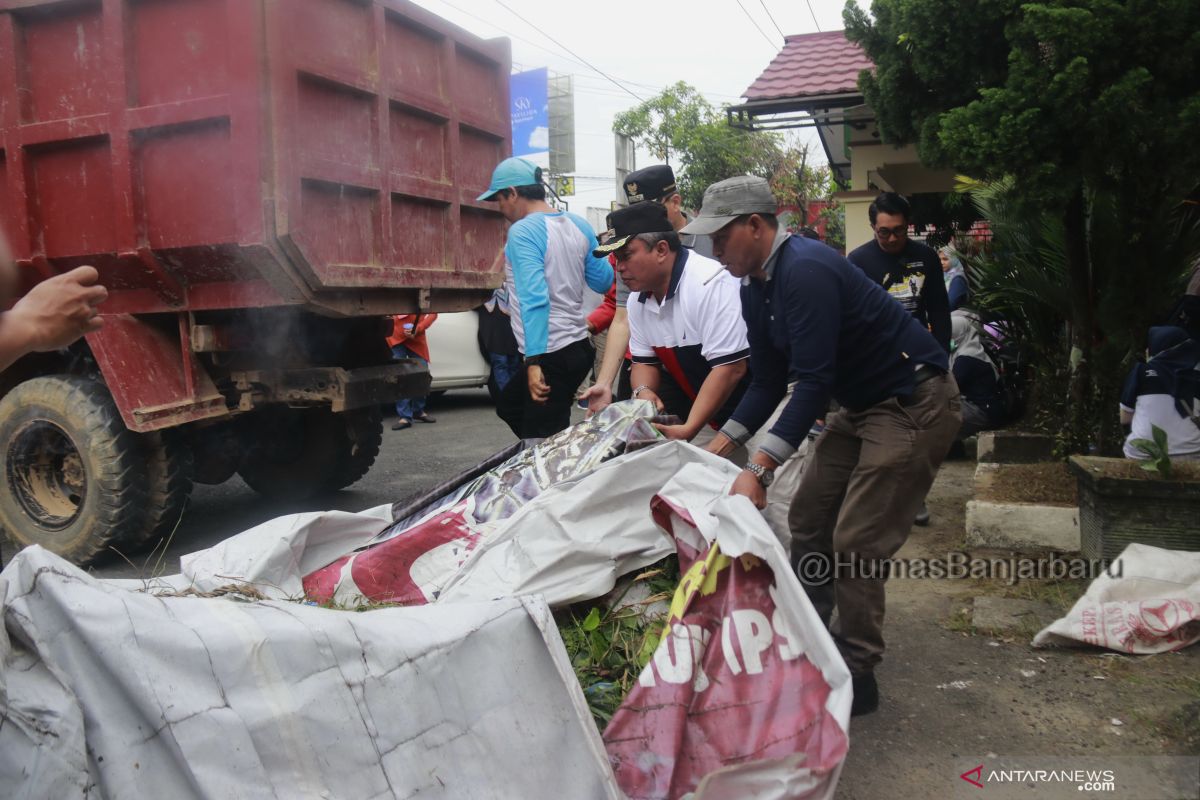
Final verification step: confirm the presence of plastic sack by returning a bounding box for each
[1033,543,1200,653]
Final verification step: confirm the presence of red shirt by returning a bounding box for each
[387,313,437,361]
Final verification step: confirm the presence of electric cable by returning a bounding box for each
[493,0,644,102]
[758,0,786,40]
[805,0,822,32]
[433,0,735,103]
[733,0,779,48]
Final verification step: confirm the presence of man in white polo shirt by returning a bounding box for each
[593,201,750,441]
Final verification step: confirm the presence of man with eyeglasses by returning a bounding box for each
[849,192,952,526]
[848,192,951,353]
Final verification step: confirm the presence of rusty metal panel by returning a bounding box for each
[0,0,270,314]
[269,0,511,291]
[0,0,510,315]
[85,315,229,433]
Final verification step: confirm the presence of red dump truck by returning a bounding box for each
[0,0,511,564]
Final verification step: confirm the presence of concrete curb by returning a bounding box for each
[965,499,1080,552]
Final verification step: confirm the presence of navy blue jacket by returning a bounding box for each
[721,236,949,463]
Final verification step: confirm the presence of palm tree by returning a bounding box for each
[958,176,1200,453]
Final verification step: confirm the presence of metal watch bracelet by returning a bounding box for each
[744,462,775,487]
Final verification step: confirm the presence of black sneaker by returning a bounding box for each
[851,672,879,717]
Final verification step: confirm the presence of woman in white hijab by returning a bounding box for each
[950,310,1006,438]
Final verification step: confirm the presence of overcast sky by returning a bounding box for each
[411,0,857,214]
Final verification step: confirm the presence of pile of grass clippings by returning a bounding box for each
[556,556,681,729]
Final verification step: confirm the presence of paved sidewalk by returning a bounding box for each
[836,460,1199,798]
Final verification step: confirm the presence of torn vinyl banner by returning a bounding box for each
[603,464,851,800]
[303,400,662,605]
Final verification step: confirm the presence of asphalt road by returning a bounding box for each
[92,389,533,581]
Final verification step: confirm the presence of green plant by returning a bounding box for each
[942,604,976,635]
[1129,424,1173,479]
[557,557,679,728]
[817,201,847,253]
[957,176,1200,453]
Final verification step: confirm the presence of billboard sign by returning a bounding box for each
[510,69,549,165]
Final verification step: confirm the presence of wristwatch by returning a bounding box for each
[744,462,775,488]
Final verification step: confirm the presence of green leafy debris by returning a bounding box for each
[556,556,681,729]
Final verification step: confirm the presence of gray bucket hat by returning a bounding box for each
[679,175,777,236]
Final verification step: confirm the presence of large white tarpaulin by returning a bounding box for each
[0,547,619,799]
[1,414,850,798]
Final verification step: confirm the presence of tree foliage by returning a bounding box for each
[613,82,833,211]
[845,0,1200,205]
[846,0,1200,452]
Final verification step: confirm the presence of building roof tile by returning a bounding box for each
[742,30,873,102]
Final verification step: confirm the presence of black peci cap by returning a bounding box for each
[623,165,678,204]
[593,201,674,256]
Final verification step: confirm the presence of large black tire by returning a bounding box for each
[237,407,382,499]
[119,430,194,553]
[188,423,242,485]
[327,406,384,491]
[0,376,149,566]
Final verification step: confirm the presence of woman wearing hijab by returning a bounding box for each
[1120,326,1200,460]
[940,247,969,311]
[951,310,1006,439]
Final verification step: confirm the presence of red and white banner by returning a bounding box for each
[604,467,851,800]
[302,401,664,606]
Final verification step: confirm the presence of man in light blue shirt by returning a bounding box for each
[478,157,614,438]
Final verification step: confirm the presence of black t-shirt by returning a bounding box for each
[848,239,951,352]
[476,305,518,356]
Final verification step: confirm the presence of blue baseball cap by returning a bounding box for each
[477,157,542,202]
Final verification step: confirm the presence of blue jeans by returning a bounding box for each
[488,352,522,392]
[391,344,428,418]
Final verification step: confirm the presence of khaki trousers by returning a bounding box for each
[788,373,961,675]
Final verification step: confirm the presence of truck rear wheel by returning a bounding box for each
[237,407,382,499]
[120,430,194,552]
[327,406,384,491]
[0,376,149,566]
